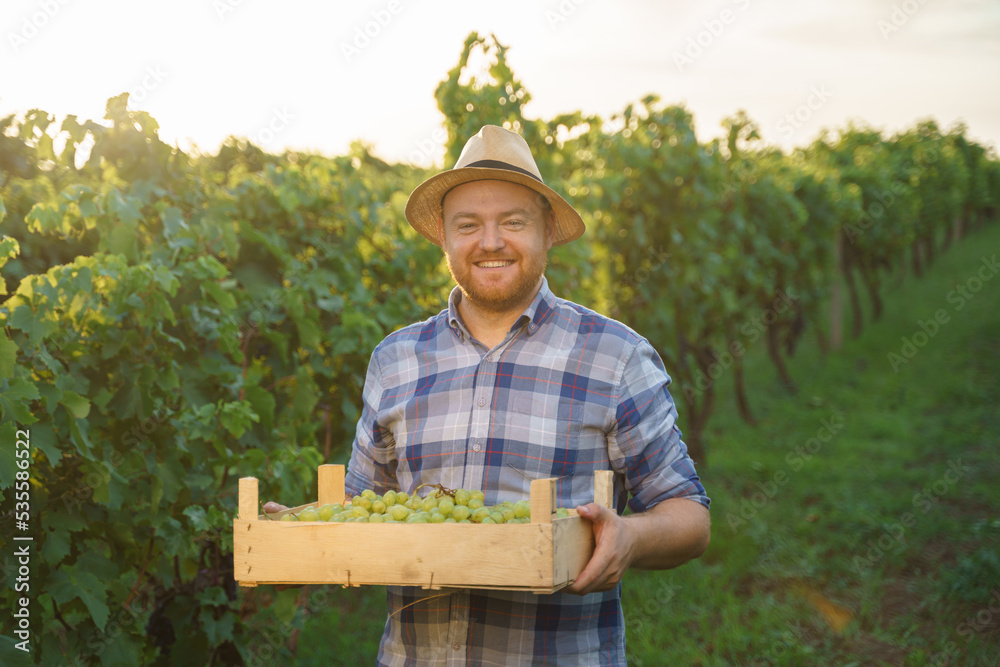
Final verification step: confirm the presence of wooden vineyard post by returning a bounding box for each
[831,226,843,350]
[530,477,556,524]
[318,464,346,506]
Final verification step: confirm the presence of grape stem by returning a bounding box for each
[388,591,453,618]
[413,483,457,499]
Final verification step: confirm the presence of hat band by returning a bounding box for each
[464,159,542,183]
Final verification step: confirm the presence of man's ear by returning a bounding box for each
[545,212,557,249]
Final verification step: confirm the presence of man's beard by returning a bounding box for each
[445,252,548,315]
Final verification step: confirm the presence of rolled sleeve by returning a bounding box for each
[608,340,709,513]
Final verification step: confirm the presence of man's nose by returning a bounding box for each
[479,222,506,251]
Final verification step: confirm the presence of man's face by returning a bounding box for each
[438,180,555,316]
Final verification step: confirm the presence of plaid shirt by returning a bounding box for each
[346,277,709,666]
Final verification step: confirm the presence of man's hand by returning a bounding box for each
[568,498,711,596]
[567,503,635,595]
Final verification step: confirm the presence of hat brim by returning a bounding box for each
[404,167,585,247]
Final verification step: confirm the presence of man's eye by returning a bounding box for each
[504,220,525,228]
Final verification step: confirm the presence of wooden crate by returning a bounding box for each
[233,464,613,593]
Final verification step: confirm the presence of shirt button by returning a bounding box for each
[486,355,493,363]
[477,397,486,406]
[473,443,482,452]
[453,642,460,651]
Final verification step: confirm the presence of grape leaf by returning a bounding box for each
[60,391,91,419]
[49,567,111,631]
[0,333,16,379]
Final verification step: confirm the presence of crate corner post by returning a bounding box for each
[594,470,614,510]
[530,477,556,524]
[239,477,259,520]
[318,464,346,505]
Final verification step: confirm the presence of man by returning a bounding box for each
[274,125,710,664]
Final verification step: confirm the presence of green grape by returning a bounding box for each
[555,508,571,518]
[437,498,455,516]
[292,483,551,528]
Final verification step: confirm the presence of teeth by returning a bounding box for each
[477,261,513,268]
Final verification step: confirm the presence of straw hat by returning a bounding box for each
[404,125,585,247]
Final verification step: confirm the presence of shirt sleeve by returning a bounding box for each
[344,346,400,497]
[607,339,710,513]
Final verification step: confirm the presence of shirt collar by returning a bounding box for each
[447,276,555,340]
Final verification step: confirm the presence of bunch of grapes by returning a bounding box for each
[275,484,572,524]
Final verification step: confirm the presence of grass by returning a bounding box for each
[290,223,1000,666]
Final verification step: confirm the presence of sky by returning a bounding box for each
[2,0,999,167]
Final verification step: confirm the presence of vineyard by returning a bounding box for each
[2,33,999,664]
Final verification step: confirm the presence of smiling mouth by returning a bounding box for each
[475,260,515,268]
